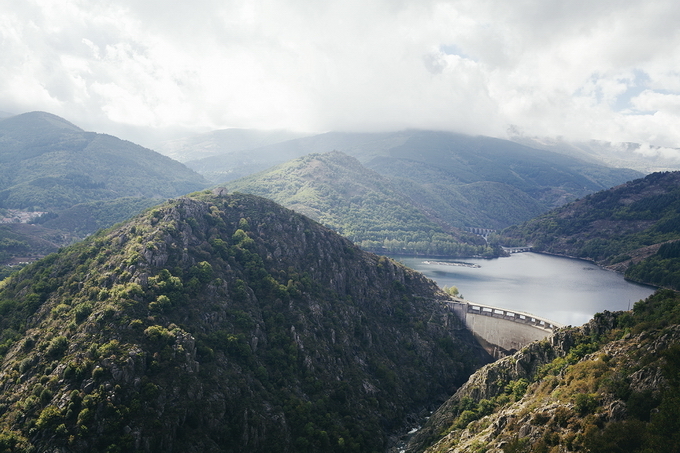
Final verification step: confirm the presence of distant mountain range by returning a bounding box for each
[182,130,642,206]
[511,135,680,174]
[154,128,308,162]
[219,132,641,241]
[0,113,646,266]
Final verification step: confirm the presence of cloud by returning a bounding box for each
[1,0,680,149]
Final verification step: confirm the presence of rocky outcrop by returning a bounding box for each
[0,191,490,452]
[406,296,680,453]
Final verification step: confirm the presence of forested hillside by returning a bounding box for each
[503,171,680,289]
[0,112,207,210]
[187,130,641,230]
[0,190,489,452]
[225,152,498,257]
[0,112,208,267]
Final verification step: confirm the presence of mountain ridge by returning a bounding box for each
[0,111,208,210]
[0,111,209,267]
[224,151,496,257]
[0,189,489,452]
[186,129,641,233]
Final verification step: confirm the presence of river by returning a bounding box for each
[391,252,656,326]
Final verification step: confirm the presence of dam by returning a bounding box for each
[445,298,563,358]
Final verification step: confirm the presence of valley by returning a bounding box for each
[0,111,677,452]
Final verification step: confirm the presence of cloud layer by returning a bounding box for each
[2,0,680,148]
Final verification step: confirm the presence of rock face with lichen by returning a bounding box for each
[405,291,680,453]
[0,190,489,452]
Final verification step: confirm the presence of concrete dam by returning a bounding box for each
[445,298,563,358]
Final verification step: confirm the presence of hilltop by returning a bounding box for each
[503,171,680,289]
[225,151,495,257]
[0,190,488,452]
[0,112,207,210]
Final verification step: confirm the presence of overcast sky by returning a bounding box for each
[2,0,680,150]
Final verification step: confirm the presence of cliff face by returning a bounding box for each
[0,190,489,452]
[406,290,680,453]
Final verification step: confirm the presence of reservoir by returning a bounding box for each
[392,252,656,327]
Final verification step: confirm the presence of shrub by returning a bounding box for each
[46,336,68,357]
[575,393,599,416]
[74,303,92,323]
[144,325,174,344]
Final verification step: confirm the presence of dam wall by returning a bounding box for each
[446,299,562,357]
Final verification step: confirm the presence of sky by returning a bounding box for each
[2,0,680,151]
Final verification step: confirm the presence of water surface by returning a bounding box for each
[392,252,656,326]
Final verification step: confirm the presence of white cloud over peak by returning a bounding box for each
[1,0,679,149]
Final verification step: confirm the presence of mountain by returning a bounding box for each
[406,289,680,453]
[186,130,641,229]
[154,128,308,163]
[0,223,73,270]
[0,112,208,210]
[0,190,489,452]
[502,171,680,289]
[225,151,496,257]
[0,112,210,267]
[360,131,642,210]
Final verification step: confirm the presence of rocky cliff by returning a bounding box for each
[0,190,489,452]
[406,290,680,453]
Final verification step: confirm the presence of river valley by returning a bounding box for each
[392,252,656,326]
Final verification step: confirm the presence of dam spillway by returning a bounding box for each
[445,298,563,358]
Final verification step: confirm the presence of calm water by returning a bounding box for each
[391,252,656,327]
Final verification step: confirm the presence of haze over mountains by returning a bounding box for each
[511,135,680,175]
[0,109,680,452]
[155,129,307,163]
[178,130,643,194]
[214,131,641,250]
[0,111,647,268]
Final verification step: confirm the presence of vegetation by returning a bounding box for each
[0,223,73,268]
[503,171,680,289]
[0,112,207,266]
[188,130,640,230]
[34,197,163,237]
[0,190,489,452]
[627,240,680,289]
[225,152,500,258]
[0,111,207,211]
[408,289,680,453]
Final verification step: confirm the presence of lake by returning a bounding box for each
[391,252,656,326]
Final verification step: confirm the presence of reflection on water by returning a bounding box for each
[391,252,656,326]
